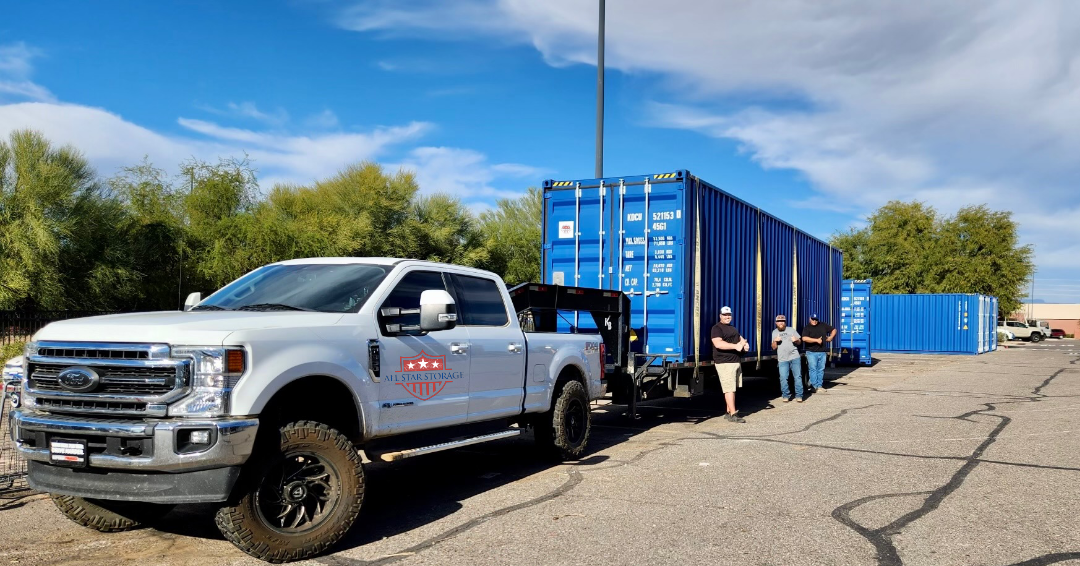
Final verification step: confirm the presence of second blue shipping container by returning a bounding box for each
[839,279,872,365]
[869,293,998,355]
[541,170,844,368]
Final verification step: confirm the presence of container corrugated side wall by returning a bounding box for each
[692,176,763,358]
[870,293,992,354]
[689,176,842,364]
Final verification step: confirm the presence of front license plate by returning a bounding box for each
[49,438,88,467]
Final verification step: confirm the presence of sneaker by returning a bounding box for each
[796,397,804,403]
[724,412,746,423]
[818,385,828,392]
[782,397,792,403]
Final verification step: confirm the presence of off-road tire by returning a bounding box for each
[215,421,364,563]
[51,494,175,532]
[1030,333,1042,343]
[535,380,591,460]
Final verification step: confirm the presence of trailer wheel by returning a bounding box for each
[51,494,174,532]
[535,380,591,460]
[215,421,364,563]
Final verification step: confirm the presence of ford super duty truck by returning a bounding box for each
[9,258,630,562]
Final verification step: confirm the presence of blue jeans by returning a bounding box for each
[806,352,827,389]
[778,358,803,399]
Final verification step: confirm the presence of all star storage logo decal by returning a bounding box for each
[388,350,465,400]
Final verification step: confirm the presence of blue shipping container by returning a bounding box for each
[541,170,844,367]
[869,294,999,355]
[839,279,872,365]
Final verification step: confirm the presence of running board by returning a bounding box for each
[374,429,522,462]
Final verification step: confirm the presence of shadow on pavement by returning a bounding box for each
[144,366,837,551]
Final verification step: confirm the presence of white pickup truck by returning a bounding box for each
[9,258,618,562]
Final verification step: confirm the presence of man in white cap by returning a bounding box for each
[771,314,803,402]
[710,306,749,422]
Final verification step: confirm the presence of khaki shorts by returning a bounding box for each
[716,363,743,392]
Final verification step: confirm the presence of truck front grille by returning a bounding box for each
[37,347,150,360]
[35,398,148,413]
[30,364,177,395]
[27,342,188,417]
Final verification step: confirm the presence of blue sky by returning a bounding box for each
[2,1,1078,302]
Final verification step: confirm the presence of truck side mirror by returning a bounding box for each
[419,290,457,331]
[184,292,203,311]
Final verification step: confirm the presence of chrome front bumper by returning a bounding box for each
[10,409,259,472]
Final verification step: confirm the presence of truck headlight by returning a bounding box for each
[169,346,247,417]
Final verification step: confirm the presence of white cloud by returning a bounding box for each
[0,39,550,228]
[0,100,540,208]
[304,109,340,129]
[341,0,1080,279]
[392,146,546,207]
[0,102,431,187]
[197,101,290,126]
[0,42,54,102]
[229,101,287,124]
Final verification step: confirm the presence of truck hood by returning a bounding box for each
[33,311,345,345]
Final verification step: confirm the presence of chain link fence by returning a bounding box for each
[1,380,28,493]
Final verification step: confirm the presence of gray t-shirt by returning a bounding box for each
[772,327,801,362]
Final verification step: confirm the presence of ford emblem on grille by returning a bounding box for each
[57,366,101,393]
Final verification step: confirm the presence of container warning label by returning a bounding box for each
[558,221,574,239]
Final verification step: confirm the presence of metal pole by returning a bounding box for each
[179,169,193,310]
[595,0,605,179]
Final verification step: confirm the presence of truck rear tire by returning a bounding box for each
[51,494,175,532]
[215,421,365,563]
[535,380,591,460]
[1030,333,1042,343]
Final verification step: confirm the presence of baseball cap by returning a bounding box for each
[720,306,732,315]
[775,314,787,322]
[810,313,819,320]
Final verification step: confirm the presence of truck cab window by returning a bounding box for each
[379,270,447,334]
[450,274,509,326]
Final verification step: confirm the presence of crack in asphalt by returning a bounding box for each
[831,368,1077,566]
[1007,552,1080,565]
[318,444,674,565]
[320,356,1078,565]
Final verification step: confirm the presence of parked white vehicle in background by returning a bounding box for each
[9,258,622,562]
[2,355,22,382]
[998,320,1046,342]
[3,355,22,404]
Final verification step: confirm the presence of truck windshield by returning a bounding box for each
[198,263,389,313]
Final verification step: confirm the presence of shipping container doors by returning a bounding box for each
[544,178,687,356]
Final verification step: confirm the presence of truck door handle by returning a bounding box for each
[508,343,523,353]
[451,343,469,354]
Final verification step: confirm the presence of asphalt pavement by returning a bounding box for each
[1,342,1078,566]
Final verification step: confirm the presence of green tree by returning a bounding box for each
[108,159,184,310]
[180,156,260,290]
[831,200,1034,315]
[476,187,542,285]
[936,205,1033,314]
[0,129,138,310]
[393,193,487,267]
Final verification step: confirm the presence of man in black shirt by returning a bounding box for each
[710,306,749,422]
[801,313,836,393]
